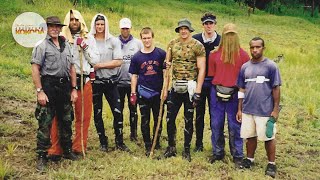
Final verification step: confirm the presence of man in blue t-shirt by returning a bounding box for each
[236,37,281,178]
[129,27,166,156]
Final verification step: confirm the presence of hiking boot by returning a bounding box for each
[100,144,108,152]
[209,155,224,164]
[265,163,277,178]
[116,143,131,152]
[182,151,191,162]
[63,151,80,161]
[36,156,47,172]
[163,146,177,158]
[239,158,254,169]
[47,154,61,162]
[233,157,243,168]
[194,145,204,152]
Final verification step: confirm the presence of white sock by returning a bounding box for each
[247,157,254,162]
[269,161,276,165]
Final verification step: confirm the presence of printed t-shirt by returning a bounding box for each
[129,47,166,92]
[237,58,282,116]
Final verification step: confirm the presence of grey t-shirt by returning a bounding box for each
[91,37,122,79]
[117,37,143,87]
[31,35,74,77]
[237,58,281,117]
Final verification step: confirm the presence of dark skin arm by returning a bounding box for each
[270,85,280,120]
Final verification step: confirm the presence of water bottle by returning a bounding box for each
[266,116,276,138]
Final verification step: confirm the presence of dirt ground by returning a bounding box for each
[0,96,49,179]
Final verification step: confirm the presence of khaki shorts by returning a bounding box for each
[240,113,276,141]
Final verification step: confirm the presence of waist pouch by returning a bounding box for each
[173,80,188,93]
[138,85,159,99]
[215,85,237,102]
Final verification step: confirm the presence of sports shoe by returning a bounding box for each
[36,155,47,172]
[182,151,191,162]
[100,144,108,152]
[209,155,224,164]
[194,145,204,152]
[265,163,277,178]
[233,157,243,168]
[116,143,131,152]
[163,146,177,158]
[239,158,254,169]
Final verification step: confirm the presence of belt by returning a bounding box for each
[42,75,70,84]
[95,77,114,84]
[76,74,89,78]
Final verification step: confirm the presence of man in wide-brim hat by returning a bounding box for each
[46,16,66,26]
[31,15,78,172]
[163,18,206,162]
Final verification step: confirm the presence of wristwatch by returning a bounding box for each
[36,88,43,93]
[72,86,79,90]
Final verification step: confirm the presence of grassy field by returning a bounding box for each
[0,0,319,179]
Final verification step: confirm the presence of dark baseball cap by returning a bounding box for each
[201,14,216,24]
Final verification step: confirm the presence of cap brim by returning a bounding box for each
[202,19,216,24]
[120,26,131,29]
[47,23,66,26]
[223,30,238,34]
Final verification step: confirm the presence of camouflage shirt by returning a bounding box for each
[168,38,205,81]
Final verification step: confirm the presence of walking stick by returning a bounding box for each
[78,45,85,158]
[150,47,172,159]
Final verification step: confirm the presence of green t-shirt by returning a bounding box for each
[168,38,205,81]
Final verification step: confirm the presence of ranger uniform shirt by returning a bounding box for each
[31,35,74,77]
[168,38,205,81]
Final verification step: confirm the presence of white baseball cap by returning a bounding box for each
[119,18,131,29]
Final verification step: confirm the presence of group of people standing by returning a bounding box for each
[31,10,281,178]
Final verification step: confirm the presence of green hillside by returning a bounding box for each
[0,0,319,179]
